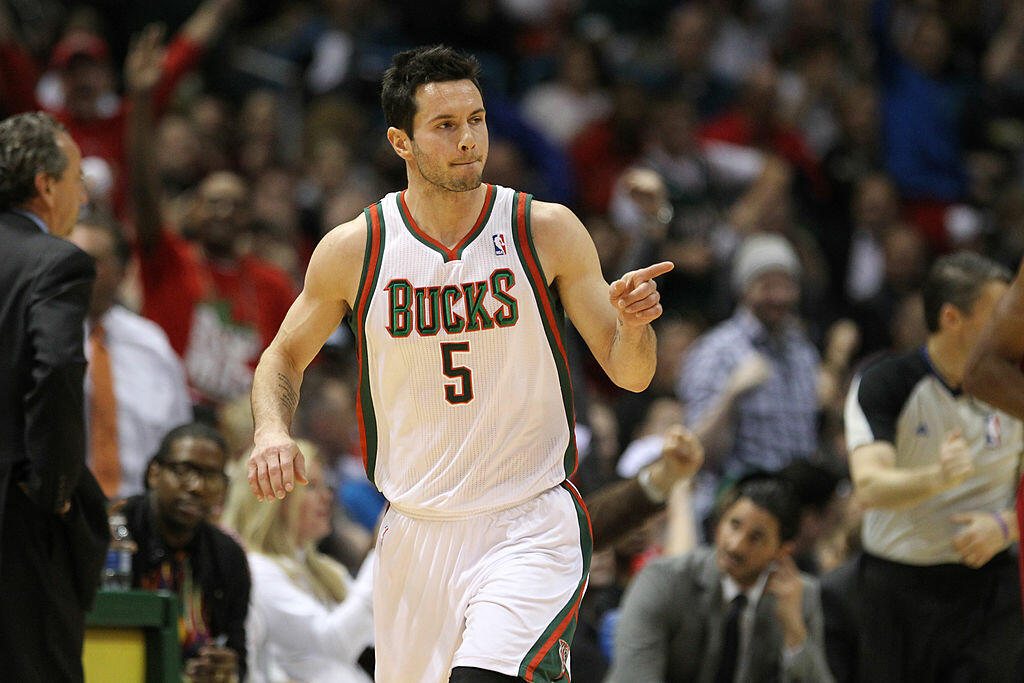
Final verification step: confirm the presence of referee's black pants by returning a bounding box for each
[859,550,1024,683]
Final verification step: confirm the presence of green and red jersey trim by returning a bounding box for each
[397,183,496,262]
[519,481,593,682]
[511,191,578,478]
[349,201,385,483]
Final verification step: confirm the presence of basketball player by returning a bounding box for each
[965,257,1024,613]
[247,45,672,683]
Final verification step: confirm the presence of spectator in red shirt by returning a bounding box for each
[126,28,296,408]
[0,0,238,214]
[700,61,827,203]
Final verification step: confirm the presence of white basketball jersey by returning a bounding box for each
[348,184,577,518]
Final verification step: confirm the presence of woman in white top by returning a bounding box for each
[221,441,374,683]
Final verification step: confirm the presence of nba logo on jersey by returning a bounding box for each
[986,413,1001,447]
[492,233,507,256]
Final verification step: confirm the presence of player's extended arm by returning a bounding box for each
[964,262,1024,418]
[249,218,364,501]
[851,431,973,510]
[530,201,672,392]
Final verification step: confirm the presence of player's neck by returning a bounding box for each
[403,181,488,248]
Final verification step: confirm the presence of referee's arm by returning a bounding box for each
[844,370,973,510]
[850,437,970,510]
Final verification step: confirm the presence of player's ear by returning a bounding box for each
[387,127,412,161]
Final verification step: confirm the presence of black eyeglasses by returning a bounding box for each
[157,460,228,493]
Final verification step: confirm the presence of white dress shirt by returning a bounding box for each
[85,305,192,497]
[246,550,375,683]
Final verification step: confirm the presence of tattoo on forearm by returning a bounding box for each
[277,373,298,415]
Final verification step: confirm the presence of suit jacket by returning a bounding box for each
[608,546,835,683]
[0,209,108,606]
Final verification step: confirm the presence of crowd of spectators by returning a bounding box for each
[6,0,1024,680]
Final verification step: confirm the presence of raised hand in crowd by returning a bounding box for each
[645,424,705,494]
[124,24,166,95]
[818,318,860,407]
[767,553,809,649]
[622,167,671,235]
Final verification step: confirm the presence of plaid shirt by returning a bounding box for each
[678,308,820,475]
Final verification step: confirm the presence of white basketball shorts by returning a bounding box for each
[373,482,592,683]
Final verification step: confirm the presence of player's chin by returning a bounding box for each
[446,174,483,192]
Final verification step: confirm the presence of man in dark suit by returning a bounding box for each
[0,111,109,681]
[609,476,834,682]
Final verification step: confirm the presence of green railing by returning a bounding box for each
[85,590,180,683]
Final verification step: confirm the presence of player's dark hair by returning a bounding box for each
[718,475,802,543]
[0,112,69,211]
[922,251,1011,333]
[381,45,482,138]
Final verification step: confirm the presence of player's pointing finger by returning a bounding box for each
[633,261,674,282]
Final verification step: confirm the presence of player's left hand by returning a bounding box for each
[609,261,674,328]
[951,510,1010,568]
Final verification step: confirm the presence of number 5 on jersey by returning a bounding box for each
[441,342,473,404]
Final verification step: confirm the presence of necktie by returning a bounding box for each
[89,323,120,497]
[714,593,748,683]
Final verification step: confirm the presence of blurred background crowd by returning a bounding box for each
[5,0,1024,680]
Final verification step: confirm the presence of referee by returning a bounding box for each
[845,252,1023,681]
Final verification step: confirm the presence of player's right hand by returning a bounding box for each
[248,434,308,501]
[938,430,972,488]
[609,261,674,328]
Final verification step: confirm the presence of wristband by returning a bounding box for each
[990,511,1010,542]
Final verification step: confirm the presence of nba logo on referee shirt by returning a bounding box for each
[986,413,1001,447]
[492,234,506,256]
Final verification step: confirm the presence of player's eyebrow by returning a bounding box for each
[426,108,485,124]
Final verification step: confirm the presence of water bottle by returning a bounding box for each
[102,512,133,591]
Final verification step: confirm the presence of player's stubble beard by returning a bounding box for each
[410,139,484,193]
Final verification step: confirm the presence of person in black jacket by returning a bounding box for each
[0,111,109,682]
[125,422,250,682]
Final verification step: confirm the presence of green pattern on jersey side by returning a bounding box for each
[347,201,385,484]
[518,482,593,682]
[510,192,578,478]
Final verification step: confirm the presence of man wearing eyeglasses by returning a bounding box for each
[121,422,250,683]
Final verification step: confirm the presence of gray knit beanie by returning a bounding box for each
[732,233,801,294]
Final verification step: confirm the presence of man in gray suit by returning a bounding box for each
[609,476,833,682]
